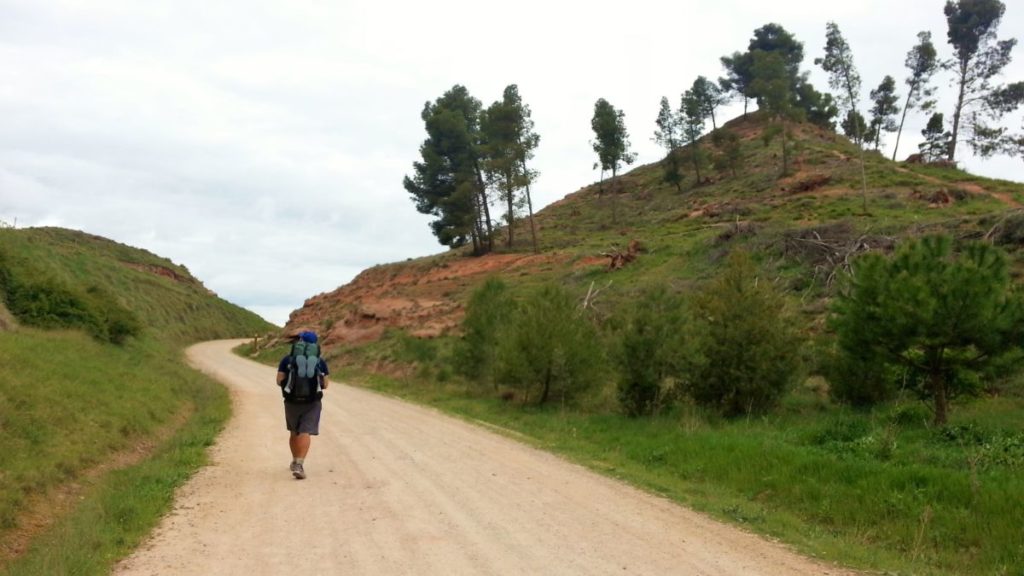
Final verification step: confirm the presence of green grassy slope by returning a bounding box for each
[0,227,270,342]
[0,227,273,574]
[528,113,1024,297]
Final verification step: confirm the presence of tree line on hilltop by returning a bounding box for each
[404,0,1022,253]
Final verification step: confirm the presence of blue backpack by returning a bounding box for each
[282,340,322,403]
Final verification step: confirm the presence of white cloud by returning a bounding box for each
[1,0,1021,325]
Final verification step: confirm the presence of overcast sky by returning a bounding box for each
[2,0,1022,326]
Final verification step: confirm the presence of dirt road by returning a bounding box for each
[114,340,853,575]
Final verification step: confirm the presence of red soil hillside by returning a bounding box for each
[284,250,591,345]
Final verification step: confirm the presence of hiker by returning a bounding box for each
[276,330,330,479]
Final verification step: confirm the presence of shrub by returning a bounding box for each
[825,345,899,407]
[829,235,1024,425]
[616,286,693,417]
[0,249,140,344]
[494,284,603,405]
[687,251,803,416]
[452,277,512,384]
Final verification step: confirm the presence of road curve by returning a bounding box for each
[114,340,854,576]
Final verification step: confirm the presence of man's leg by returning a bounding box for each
[285,401,320,479]
[289,432,311,459]
[288,433,310,479]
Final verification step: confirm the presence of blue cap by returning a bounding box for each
[300,331,318,343]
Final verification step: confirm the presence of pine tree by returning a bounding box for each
[830,236,1024,425]
[691,76,727,131]
[944,0,1023,161]
[892,31,939,161]
[841,110,869,147]
[748,51,800,176]
[689,251,802,417]
[868,76,900,150]
[653,96,684,192]
[681,80,710,184]
[816,22,869,213]
[404,86,492,253]
[480,85,540,250]
[919,112,951,162]
[591,99,636,222]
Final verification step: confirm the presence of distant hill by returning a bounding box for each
[285,112,1024,345]
[0,226,273,343]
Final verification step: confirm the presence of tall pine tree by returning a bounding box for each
[480,85,540,250]
[653,96,684,192]
[893,31,939,161]
[944,0,1022,160]
[816,22,869,213]
[868,76,900,150]
[404,85,493,254]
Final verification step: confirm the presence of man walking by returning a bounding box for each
[276,330,329,479]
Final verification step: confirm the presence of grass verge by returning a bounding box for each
[304,360,1022,576]
[0,329,230,575]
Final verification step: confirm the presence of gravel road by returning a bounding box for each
[114,340,853,576]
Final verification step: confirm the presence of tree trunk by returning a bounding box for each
[849,105,868,213]
[504,172,515,248]
[931,371,949,426]
[521,165,539,253]
[473,162,493,253]
[857,142,868,214]
[948,62,968,162]
[470,189,484,255]
[518,151,539,254]
[611,165,619,225]
[691,145,702,185]
[539,362,552,405]
[781,119,789,176]
[892,85,915,161]
[710,108,718,131]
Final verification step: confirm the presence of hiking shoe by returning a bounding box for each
[289,461,300,474]
[292,463,306,480]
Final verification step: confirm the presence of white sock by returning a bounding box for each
[295,458,305,465]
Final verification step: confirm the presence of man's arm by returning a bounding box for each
[277,371,286,385]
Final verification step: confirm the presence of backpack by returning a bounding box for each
[282,340,322,403]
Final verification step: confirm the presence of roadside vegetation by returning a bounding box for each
[0,226,272,575]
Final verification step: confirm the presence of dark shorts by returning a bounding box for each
[284,400,322,435]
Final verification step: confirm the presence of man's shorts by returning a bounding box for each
[284,400,322,435]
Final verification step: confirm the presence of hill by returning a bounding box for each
[267,113,1024,576]
[0,226,273,574]
[284,112,1024,345]
[0,226,272,343]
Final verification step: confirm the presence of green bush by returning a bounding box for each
[829,235,1024,424]
[616,286,693,417]
[825,345,898,407]
[452,277,511,384]
[0,268,140,342]
[494,284,603,405]
[687,251,803,416]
